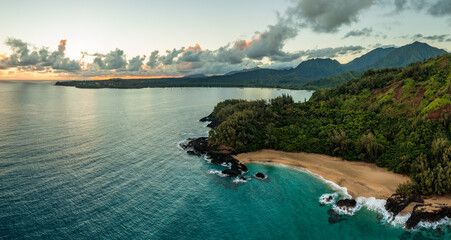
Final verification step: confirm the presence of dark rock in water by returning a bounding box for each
[206,120,220,129]
[221,168,241,178]
[239,177,249,181]
[405,204,451,229]
[190,137,209,153]
[327,209,346,224]
[385,194,424,217]
[319,194,337,206]
[336,199,357,209]
[199,114,221,129]
[254,172,266,179]
[199,115,214,122]
[187,150,200,156]
[182,136,249,179]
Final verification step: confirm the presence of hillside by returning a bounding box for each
[371,41,448,69]
[345,47,395,71]
[301,71,362,90]
[313,54,451,119]
[206,54,451,196]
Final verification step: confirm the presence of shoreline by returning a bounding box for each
[235,149,451,206]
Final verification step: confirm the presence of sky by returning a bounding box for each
[0,0,451,80]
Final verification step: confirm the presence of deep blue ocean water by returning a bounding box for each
[0,82,449,239]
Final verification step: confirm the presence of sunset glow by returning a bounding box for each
[0,0,450,80]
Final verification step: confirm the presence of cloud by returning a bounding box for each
[160,48,184,65]
[128,55,145,71]
[428,0,451,16]
[343,28,373,38]
[300,45,364,58]
[4,38,42,66]
[412,33,451,42]
[394,0,451,17]
[246,21,299,61]
[147,51,160,69]
[2,38,80,72]
[103,49,127,70]
[286,0,375,33]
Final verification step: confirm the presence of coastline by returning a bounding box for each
[235,149,451,206]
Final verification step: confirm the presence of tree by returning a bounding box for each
[327,129,349,158]
[356,133,384,162]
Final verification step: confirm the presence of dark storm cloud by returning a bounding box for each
[247,21,298,60]
[215,45,246,64]
[393,0,451,16]
[428,0,451,16]
[286,0,375,33]
[343,28,373,38]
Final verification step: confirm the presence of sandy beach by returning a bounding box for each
[236,149,451,206]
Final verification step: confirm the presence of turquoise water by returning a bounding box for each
[0,82,448,239]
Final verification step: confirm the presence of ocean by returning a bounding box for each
[0,82,449,239]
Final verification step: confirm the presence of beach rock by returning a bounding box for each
[327,209,346,224]
[190,137,209,153]
[221,169,242,178]
[182,137,250,179]
[199,114,220,129]
[254,172,267,179]
[199,115,214,122]
[180,137,211,156]
[405,204,451,229]
[187,150,201,156]
[336,199,357,209]
[319,193,338,206]
[385,194,424,217]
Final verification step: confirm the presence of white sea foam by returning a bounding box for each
[332,204,362,216]
[203,155,212,163]
[416,217,451,230]
[319,193,338,206]
[392,213,411,227]
[251,162,450,230]
[176,139,188,150]
[206,170,228,177]
[221,162,232,168]
[233,177,250,183]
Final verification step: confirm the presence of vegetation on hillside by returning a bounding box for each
[208,54,451,195]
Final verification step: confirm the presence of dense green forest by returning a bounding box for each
[208,54,451,195]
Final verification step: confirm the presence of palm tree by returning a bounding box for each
[328,129,349,159]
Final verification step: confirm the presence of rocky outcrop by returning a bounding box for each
[180,137,250,178]
[199,114,220,129]
[254,172,267,180]
[181,115,262,179]
[385,194,424,217]
[336,199,357,209]
[405,204,451,229]
[179,137,209,155]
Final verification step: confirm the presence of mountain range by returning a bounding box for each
[56,41,449,89]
